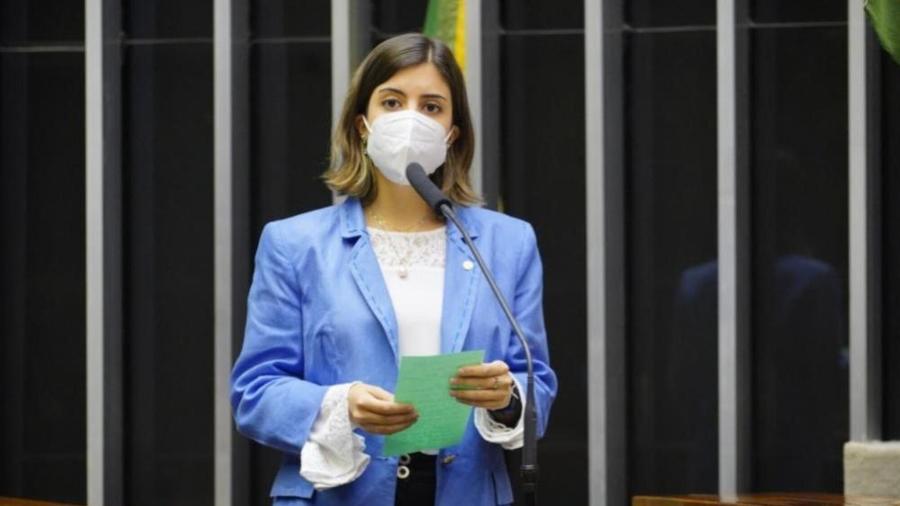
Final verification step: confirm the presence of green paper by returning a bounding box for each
[382,350,485,456]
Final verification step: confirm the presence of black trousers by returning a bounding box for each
[394,452,437,506]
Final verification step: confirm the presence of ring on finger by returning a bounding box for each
[492,376,500,390]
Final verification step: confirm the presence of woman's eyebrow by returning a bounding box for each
[376,87,447,101]
[376,87,407,96]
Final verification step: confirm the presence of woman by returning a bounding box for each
[231,33,557,506]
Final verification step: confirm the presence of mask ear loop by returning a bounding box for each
[359,116,373,152]
[443,126,455,146]
[358,117,376,187]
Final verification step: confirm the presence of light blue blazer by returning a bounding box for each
[230,197,557,506]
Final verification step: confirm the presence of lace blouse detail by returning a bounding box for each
[299,382,370,490]
[367,226,446,269]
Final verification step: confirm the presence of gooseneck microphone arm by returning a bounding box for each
[406,163,539,505]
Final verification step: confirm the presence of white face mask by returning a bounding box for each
[363,110,452,185]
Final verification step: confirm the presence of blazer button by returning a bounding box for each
[442,454,456,465]
[462,260,474,271]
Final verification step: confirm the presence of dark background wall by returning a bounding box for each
[122,0,215,503]
[749,0,849,490]
[882,43,900,440]
[624,0,719,496]
[1,1,86,503]
[1,0,898,505]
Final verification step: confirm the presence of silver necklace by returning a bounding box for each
[366,212,429,279]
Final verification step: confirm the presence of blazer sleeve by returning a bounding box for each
[507,222,558,438]
[230,223,328,454]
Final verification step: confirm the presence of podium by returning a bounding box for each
[0,498,79,506]
[633,494,900,505]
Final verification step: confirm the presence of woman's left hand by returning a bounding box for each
[450,360,514,410]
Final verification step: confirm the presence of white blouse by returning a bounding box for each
[371,225,447,357]
[299,226,524,490]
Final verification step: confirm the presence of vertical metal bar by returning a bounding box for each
[85,0,104,495]
[331,0,352,132]
[717,0,736,493]
[465,0,483,198]
[584,1,605,500]
[85,0,104,497]
[214,0,237,503]
[86,0,122,502]
[584,2,604,499]
[586,0,626,504]
[478,0,501,210]
[330,1,369,128]
[718,0,751,496]
[717,0,738,494]
[848,0,882,442]
[330,0,368,204]
[847,0,866,443]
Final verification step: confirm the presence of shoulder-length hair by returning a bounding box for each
[323,33,480,205]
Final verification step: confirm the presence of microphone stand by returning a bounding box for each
[439,203,539,506]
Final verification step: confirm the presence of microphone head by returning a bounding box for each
[406,163,452,213]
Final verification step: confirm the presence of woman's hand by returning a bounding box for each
[348,383,418,435]
[450,360,514,410]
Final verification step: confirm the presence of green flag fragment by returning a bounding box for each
[424,0,460,48]
[866,0,900,64]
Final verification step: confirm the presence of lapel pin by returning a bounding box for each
[462,260,474,271]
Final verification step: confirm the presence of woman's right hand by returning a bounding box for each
[348,383,418,435]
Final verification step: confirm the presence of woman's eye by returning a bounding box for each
[382,98,401,109]
[424,103,442,114]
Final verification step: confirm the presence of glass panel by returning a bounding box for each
[500,0,583,30]
[251,0,329,38]
[0,0,83,44]
[626,0,715,28]
[501,32,587,503]
[751,0,845,24]
[882,48,900,439]
[0,51,86,504]
[750,26,848,492]
[625,30,718,496]
[123,42,214,506]
[125,0,212,39]
[250,42,334,237]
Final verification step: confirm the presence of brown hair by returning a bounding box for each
[323,33,480,205]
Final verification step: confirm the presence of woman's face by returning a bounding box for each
[358,62,458,142]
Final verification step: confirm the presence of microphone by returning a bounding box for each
[405,162,452,212]
[406,163,540,505]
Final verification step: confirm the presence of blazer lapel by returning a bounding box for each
[342,199,400,364]
[441,207,481,354]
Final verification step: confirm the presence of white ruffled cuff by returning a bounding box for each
[299,382,370,490]
[473,375,525,450]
